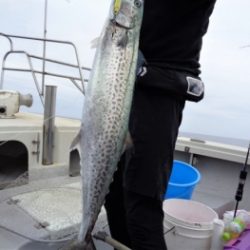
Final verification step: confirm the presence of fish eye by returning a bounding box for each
[134,0,142,8]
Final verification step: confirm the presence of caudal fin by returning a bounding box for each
[59,236,96,250]
[82,237,96,250]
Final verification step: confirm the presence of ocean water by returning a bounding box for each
[179,131,249,148]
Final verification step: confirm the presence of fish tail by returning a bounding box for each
[82,237,96,250]
[79,233,96,250]
[59,235,96,250]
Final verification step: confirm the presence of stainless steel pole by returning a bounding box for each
[42,85,57,165]
[42,0,48,96]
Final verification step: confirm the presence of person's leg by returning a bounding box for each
[124,189,166,250]
[124,84,185,250]
[104,154,132,249]
[125,83,185,199]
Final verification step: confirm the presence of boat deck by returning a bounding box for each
[0,114,249,250]
[0,176,112,250]
[0,154,249,250]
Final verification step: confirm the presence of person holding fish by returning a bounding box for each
[105,0,217,249]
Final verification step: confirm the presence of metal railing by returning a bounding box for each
[0,33,91,105]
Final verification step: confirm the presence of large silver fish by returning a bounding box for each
[69,0,144,249]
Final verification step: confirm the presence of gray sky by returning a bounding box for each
[0,0,250,142]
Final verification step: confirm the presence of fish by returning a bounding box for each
[64,0,144,249]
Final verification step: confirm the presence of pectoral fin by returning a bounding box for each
[117,32,129,47]
[91,37,100,49]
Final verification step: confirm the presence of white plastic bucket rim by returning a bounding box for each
[163,199,218,230]
[163,199,218,250]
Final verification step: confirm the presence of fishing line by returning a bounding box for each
[233,142,250,218]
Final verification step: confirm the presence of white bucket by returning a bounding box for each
[163,199,218,250]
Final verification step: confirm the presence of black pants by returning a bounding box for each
[105,71,185,250]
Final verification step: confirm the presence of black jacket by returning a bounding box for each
[139,0,217,76]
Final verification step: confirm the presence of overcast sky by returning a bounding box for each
[0,0,250,143]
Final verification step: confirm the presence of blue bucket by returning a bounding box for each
[165,160,201,200]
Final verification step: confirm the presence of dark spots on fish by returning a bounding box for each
[108,139,114,144]
[106,145,113,152]
[106,145,113,151]
[93,194,99,201]
[97,175,106,183]
[93,188,100,197]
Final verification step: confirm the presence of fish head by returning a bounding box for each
[110,0,144,29]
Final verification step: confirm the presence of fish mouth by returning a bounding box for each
[111,17,135,30]
[110,1,136,29]
[110,14,135,30]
